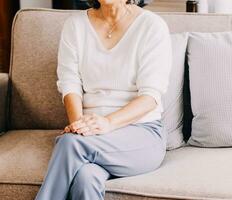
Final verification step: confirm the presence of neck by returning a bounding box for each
[99,1,129,24]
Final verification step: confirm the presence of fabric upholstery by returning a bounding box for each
[159,13,232,33]
[0,184,171,200]
[8,9,232,131]
[105,145,232,200]
[0,184,41,200]
[187,31,232,147]
[1,130,232,200]
[8,10,71,130]
[0,73,9,134]
[161,33,188,150]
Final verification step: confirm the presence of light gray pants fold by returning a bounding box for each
[34,120,167,200]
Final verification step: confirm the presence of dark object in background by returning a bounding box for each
[182,54,193,142]
[186,0,198,12]
[138,0,149,7]
[53,0,149,10]
[53,0,90,9]
[0,0,20,73]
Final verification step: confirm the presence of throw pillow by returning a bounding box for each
[187,31,232,147]
[161,32,189,150]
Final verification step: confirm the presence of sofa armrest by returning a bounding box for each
[0,73,9,134]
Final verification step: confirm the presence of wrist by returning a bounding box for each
[69,114,83,124]
[105,115,117,131]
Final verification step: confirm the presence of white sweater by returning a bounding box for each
[56,9,172,124]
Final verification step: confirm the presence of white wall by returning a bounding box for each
[208,0,232,13]
[20,0,52,8]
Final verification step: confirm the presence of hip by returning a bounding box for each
[131,119,167,149]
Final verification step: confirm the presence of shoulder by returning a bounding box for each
[62,10,86,29]
[59,11,86,44]
[138,10,172,54]
[142,10,170,34]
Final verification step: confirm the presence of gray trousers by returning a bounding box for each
[34,120,167,200]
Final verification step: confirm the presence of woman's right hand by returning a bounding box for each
[59,116,91,135]
[59,125,72,135]
[59,114,98,135]
[60,123,78,135]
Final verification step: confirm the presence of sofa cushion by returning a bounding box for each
[106,146,232,200]
[0,130,58,184]
[187,31,232,147]
[161,33,188,150]
[0,184,166,200]
[1,130,232,200]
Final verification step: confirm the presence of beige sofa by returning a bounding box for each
[0,8,232,200]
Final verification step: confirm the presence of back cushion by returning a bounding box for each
[161,33,188,150]
[187,31,232,147]
[8,11,73,129]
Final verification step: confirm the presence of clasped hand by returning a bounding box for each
[60,113,113,136]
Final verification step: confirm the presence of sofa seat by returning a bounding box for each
[0,130,232,200]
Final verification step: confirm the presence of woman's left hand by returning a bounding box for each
[69,113,114,136]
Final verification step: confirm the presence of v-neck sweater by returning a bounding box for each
[56,9,172,124]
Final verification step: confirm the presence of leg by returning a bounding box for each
[90,120,167,177]
[64,122,166,200]
[35,120,166,200]
[67,163,111,200]
[35,133,98,200]
[63,120,166,178]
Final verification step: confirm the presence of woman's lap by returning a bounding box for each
[55,120,167,177]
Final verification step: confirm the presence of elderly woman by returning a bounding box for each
[35,0,172,200]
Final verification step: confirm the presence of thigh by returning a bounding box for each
[56,121,164,153]
[95,124,166,177]
[57,121,166,177]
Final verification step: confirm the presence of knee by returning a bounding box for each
[55,133,80,145]
[72,164,105,190]
[54,133,84,154]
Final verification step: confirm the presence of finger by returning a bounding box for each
[85,119,97,126]
[59,130,65,135]
[72,130,82,135]
[68,125,77,132]
[73,117,97,132]
[92,129,102,135]
[73,117,93,127]
[64,126,71,133]
[73,123,98,135]
[82,126,105,136]
[88,123,99,131]
[76,126,90,134]
[82,131,94,136]
[68,126,74,132]
[72,121,86,130]
[82,128,101,136]
[81,121,99,131]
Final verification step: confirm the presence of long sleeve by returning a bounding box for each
[136,17,172,110]
[56,15,83,104]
